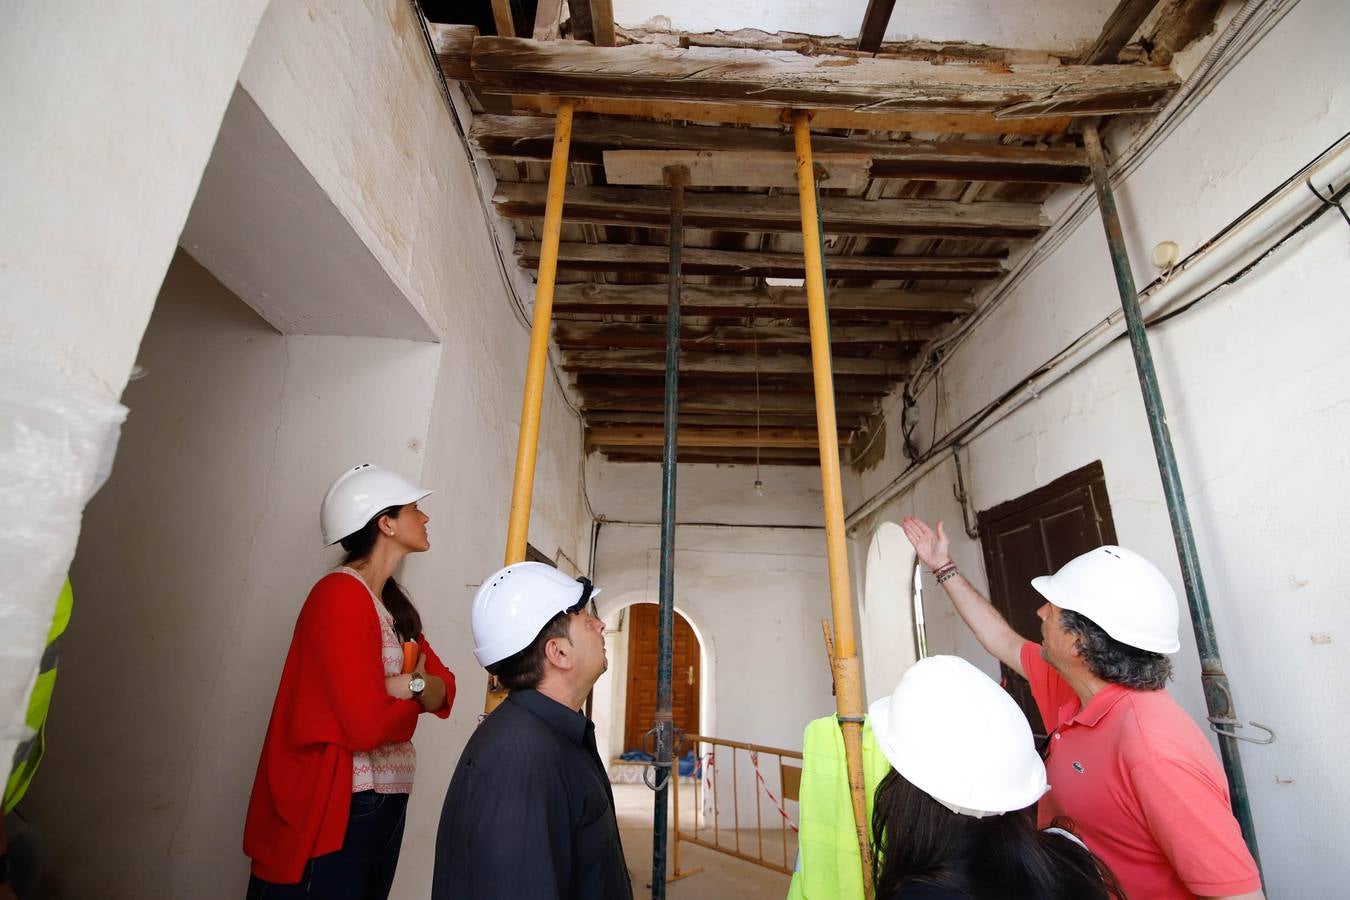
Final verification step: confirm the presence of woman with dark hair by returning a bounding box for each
[869,656,1121,900]
[243,464,456,899]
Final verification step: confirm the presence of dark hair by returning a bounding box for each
[1059,608,1172,690]
[871,768,1124,900]
[486,609,574,691]
[339,505,422,642]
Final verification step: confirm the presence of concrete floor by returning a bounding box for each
[615,781,794,900]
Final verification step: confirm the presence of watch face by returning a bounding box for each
[409,675,426,693]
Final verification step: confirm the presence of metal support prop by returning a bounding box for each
[488,100,574,714]
[792,111,875,899]
[1082,123,1262,870]
[650,165,687,898]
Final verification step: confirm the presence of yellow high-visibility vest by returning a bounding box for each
[4,579,73,813]
[786,714,891,900]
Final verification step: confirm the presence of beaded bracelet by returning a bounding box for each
[932,561,957,578]
[936,567,960,585]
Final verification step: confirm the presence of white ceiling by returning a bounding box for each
[612,0,1121,51]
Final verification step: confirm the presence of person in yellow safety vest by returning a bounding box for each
[1,579,72,900]
[786,713,890,899]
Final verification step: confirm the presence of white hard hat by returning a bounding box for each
[1031,545,1180,654]
[471,562,601,668]
[869,656,1048,818]
[319,464,433,546]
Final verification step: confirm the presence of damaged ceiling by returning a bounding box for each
[422,0,1225,465]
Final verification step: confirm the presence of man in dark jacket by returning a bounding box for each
[433,563,632,899]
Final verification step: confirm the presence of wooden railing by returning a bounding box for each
[669,733,803,881]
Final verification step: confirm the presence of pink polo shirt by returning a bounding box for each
[1021,642,1260,899]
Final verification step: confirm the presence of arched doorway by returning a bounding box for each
[622,604,702,753]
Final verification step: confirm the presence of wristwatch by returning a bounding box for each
[408,674,427,699]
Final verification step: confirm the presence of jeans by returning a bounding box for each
[246,791,408,900]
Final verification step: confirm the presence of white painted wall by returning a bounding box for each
[613,0,1119,50]
[844,0,1350,892]
[20,1,593,896]
[33,253,440,897]
[0,0,272,779]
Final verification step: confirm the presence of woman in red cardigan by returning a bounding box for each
[243,464,456,898]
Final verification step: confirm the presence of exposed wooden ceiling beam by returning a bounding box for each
[533,0,565,41]
[563,349,905,379]
[495,183,1047,239]
[589,0,616,46]
[472,115,1091,182]
[578,389,880,416]
[587,424,839,449]
[585,410,841,429]
[858,0,898,54]
[518,242,1006,280]
[489,0,515,37]
[511,95,1072,135]
[1080,0,1165,64]
[554,321,938,353]
[463,37,1179,118]
[553,283,975,318]
[566,0,594,42]
[573,371,898,395]
[597,446,826,466]
[428,24,478,80]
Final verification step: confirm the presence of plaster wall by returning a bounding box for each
[844,0,1350,891]
[612,0,1120,51]
[33,254,440,898]
[0,0,272,773]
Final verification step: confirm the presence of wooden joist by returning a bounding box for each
[462,37,1179,118]
[428,24,478,80]
[1081,0,1166,63]
[589,0,616,46]
[578,389,880,416]
[472,115,1091,182]
[563,349,906,379]
[573,371,898,395]
[518,242,1006,280]
[553,283,975,319]
[553,321,938,353]
[512,95,1072,136]
[858,0,898,53]
[532,0,565,41]
[495,183,1047,239]
[586,424,839,449]
[584,410,848,430]
[598,446,827,466]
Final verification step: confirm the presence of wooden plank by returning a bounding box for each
[471,115,1090,182]
[574,371,897,395]
[495,182,1047,238]
[602,149,873,190]
[598,446,826,466]
[1148,0,1226,65]
[554,283,975,318]
[532,0,565,41]
[587,424,839,449]
[579,390,880,416]
[562,349,905,378]
[511,94,1073,136]
[468,37,1179,118]
[490,0,515,38]
[858,0,898,53]
[554,321,939,351]
[566,0,594,42]
[517,242,1006,280]
[1080,0,1164,63]
[589,0,616,46]
[584,410,835,429]
[427,24,479,80]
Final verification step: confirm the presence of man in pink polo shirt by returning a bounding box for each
[902,516,1263,900]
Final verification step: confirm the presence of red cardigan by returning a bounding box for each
[243,571,456,883]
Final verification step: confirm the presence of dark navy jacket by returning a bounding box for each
[433,689,633,899]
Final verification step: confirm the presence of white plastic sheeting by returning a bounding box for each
[0,364,126,768]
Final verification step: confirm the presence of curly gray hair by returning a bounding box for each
[1059,609,1173,690]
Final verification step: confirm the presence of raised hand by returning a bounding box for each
[901,516,951,571]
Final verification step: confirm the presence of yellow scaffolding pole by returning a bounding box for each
[792,110,875,898]
[488,99,575,714]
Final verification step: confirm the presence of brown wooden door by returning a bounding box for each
[623,604,701,754]
[976,460,1117,742]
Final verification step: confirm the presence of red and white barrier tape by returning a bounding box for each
[749,750,799,833]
